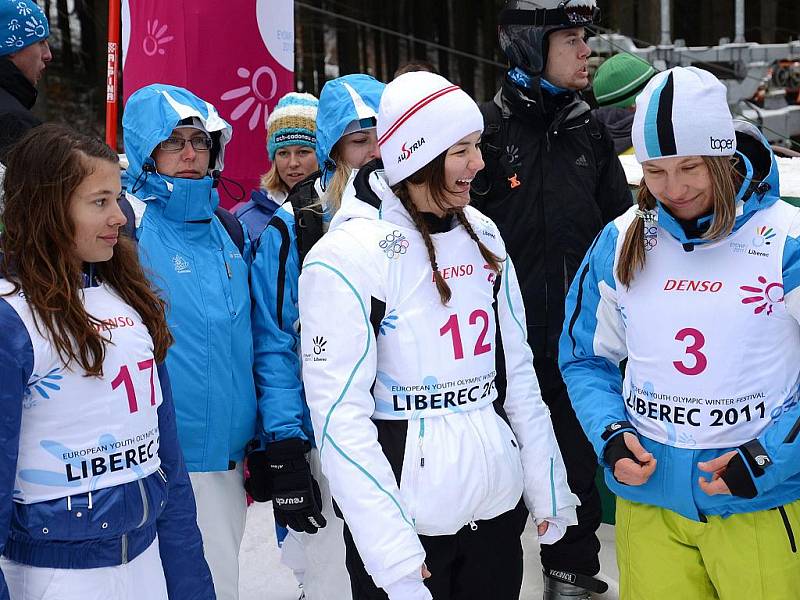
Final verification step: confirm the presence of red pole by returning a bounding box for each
[105,0,121,149]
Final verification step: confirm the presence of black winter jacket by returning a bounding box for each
[0,57,40,161]
[471,77,632,361]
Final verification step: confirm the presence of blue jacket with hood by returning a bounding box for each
[251,75,385,444]
[235,188,286,245]
[122,84,256,471]
[560,122,800,521]
[0,270,214,600]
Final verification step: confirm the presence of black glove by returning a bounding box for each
[244,449,272,503]
[268,438,327,534]
[603,433,639,484]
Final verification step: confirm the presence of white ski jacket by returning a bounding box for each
[298,165,578,590]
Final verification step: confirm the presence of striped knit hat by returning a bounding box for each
[378,71,483,186]
[632,67,735,163]
[267,92,318,160]
[593,54,656,108]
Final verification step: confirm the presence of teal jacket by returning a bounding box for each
[123,84,256,471]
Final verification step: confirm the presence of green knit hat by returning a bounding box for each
[593,53,657,108]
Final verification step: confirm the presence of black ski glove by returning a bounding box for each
[244,449,272,503]
[268,438,327,534]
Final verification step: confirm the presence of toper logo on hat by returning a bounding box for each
[709,136,734,152]
[397,137,426,163]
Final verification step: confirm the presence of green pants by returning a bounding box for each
[616,497,800,600]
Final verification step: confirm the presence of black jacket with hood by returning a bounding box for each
[0,57,40,161]
[471,76,632,361]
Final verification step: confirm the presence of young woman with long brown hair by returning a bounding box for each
[0,124,213,600]
[297,71,577,600]
[560,67,800,599]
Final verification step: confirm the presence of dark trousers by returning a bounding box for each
[534,357,602,577]
[344,501,529,599]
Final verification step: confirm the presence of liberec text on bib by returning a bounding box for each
[63,427,160,482]
[374,369,498,420]
[624,379,800,449]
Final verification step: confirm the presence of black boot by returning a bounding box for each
[542,569,607,600]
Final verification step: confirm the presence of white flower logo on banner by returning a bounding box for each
[221,66,278,131]
[16,2,32,16]
[142,19,173,57]
[8,19,19,31]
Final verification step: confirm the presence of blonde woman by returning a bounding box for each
[248,74,385,599]
[561,67,800,599]
[235,92,318,243]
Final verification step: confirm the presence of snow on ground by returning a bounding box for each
[239,502,619,600]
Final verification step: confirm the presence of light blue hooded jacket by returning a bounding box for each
[122,84,256,471]
[251,75,385,444]
[560,122,800,521]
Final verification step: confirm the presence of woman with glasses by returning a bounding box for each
[0,123,214,599]
[122,84,256,600]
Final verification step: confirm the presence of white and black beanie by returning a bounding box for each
[378,72,484,186]
[632,66,736,163]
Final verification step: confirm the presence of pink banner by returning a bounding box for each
[121,0,295,207]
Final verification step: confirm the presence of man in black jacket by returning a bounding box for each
[471,1,632,598]
[0,0,51,161]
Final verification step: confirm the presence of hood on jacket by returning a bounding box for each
[316,74,385,187]
[656,120,781,247]
[327,160,382,231]
[122,84,232,181]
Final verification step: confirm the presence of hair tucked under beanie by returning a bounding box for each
[632,66,735,163]
[377,71,484,186]
[0,0,48,57]
[267,92,318,161]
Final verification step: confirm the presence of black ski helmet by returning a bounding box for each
[499,0,599,76]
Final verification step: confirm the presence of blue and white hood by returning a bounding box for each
[315,74,385,187]
[123,83,232,181]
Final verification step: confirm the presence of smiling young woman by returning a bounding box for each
[560,67,800,600]
[297,71,577,600]
[0,123,213,600]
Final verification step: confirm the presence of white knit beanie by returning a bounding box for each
[632,67,736,163]
[378,72,484,186]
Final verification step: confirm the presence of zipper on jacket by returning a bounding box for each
[136,478,150,528]
[121,533,129,564]
[410,419,425,524]
[778,506,797,553]
[563,257,570,295]
[157,467,168,484]
[418,418,425,468]
[468,520,478,531]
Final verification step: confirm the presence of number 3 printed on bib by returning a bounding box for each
[673,327,707,376]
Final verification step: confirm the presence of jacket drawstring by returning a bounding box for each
[130,162,155,195]
[211,170,246,202]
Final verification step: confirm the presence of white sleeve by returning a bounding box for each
[496,256,579,538]
[298,238,425,590]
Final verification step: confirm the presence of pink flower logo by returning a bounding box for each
[741,276,784,315]
[142,20,173,57]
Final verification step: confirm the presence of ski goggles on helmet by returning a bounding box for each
[499,0,599,29]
